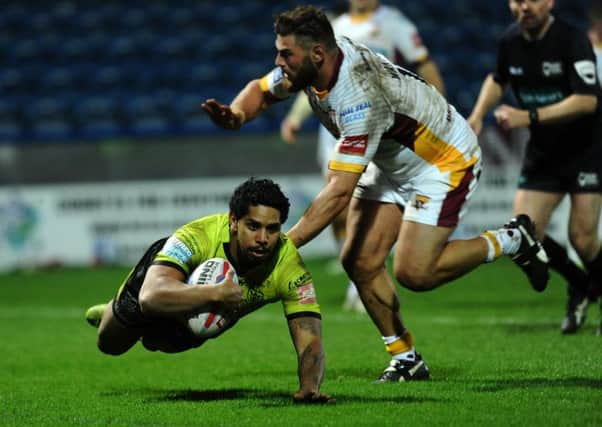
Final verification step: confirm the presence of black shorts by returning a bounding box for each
[518,140,602,193]
[112,237,168,328]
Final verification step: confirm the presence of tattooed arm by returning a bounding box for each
[287,315,334,404]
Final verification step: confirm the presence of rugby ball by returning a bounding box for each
[186,257,238,338]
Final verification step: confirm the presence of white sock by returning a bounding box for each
[346,282,359,299]
[481,228,522,262]
[392,350,416,362]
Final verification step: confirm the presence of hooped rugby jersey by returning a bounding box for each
[153,213,320,319]
[332,5,429,67]
[260,37,479,188]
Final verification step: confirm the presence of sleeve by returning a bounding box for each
[492,38,509,85]
[277,248,321,318]
[153,224,208,276]
[388,9,429,66]
[566,31,599,94]
[259,67,294,103]
[328,84,394,174]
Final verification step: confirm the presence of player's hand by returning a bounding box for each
[293,390,335,404]
[494,104,529,131]
[201,99,244,130]
[280,117,301,144]
[215,270,242,311]
[467,114,483,136]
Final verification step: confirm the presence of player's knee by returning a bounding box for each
[394,266,437,292]
[341,251,382,283]
[96,336,128,356]
[569,228,599,260]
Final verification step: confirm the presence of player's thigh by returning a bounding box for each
[97,300,142,355]
[568,192,602,259]
[513,189,564,238]
[393,220,454,284]
[341,198,401,279]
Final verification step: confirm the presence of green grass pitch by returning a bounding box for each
[1,257,601,426]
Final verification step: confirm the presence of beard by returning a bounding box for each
[235,242,271,269]
[288,56,318,92]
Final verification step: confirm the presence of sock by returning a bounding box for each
[346,282,359,299]
[586,249,602,299]
[543,235,588,293]
[383,331,415,361]
[480,228,521,262]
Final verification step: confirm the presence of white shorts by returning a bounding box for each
[354,158,482,228]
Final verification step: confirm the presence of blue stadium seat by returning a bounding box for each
[73,96,123,140]
[122,95,171,138]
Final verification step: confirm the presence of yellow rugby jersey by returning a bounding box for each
[154,213,320,318]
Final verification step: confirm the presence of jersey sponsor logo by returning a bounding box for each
[161,236,192,265]
[574,60,597,85]
[517,89,563,107]
[577,172,599,188]
[288,272,313,290]
[296,283,317,305]
[339,134,368,155]
[340,101,371,124]
[542,61,562,77]
[509,66,524,76]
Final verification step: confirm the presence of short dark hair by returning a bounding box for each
[229,177,290,224]
[274,5,337,51]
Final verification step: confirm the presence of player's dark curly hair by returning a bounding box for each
[274,5,337,51]
[229,177,290,224]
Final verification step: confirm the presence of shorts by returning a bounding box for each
[519,140,602,193]
[354,158,482,228]
[112,237,168,328]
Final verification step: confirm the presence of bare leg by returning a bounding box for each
[342,199,404,336]
[97,300,141,355]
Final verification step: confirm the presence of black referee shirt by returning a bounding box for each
[493,17,600,155]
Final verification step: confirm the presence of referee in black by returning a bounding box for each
[468,0,602,335]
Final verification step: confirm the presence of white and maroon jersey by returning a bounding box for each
[332,5,428,67]
[260,37,479,190]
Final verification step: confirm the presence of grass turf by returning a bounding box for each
[0,257,601,426]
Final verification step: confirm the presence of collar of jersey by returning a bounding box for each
[310,48,344,99]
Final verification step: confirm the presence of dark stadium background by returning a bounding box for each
[0,0,591,181]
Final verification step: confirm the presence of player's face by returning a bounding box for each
[275,34,318,91]
[508,0,554,31]
[230,205,282,266]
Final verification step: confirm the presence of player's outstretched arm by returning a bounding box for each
[139,265,241,316]
[287,315,334,404]
[202,79,267,130]
[287,170,360,248]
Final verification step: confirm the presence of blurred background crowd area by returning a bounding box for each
[0,0,592,146]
